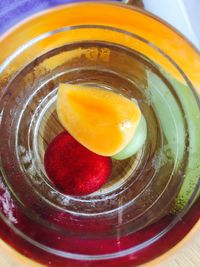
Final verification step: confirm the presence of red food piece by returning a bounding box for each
[44,131,112,196]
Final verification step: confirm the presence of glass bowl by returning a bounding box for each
[0,2,199,267]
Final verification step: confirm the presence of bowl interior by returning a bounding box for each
[0,2,199,264]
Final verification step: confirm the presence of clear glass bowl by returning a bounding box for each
[0,2,199,267]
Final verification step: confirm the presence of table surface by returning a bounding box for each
[157,230,200,267]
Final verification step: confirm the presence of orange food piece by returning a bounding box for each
[57,83,141,156]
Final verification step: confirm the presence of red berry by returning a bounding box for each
[44,132,112,196]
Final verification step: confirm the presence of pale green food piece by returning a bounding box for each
[165,73,200,210]
[148,70,200,210]
[112,115,147,160]
[147,72,185,165]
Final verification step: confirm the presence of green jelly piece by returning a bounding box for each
[148,70,200,210]
[112,115,147,160]
[147,71,185,165]
[164,73,200,210]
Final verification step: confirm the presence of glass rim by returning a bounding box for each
[0,3,199,262]
[0,1,199,54]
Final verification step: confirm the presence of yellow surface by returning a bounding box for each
[157,231,200,267]
[57,84,141,156]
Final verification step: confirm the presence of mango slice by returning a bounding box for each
[57,84,141,156]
